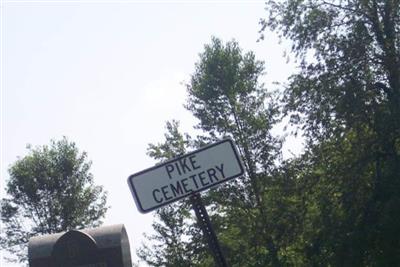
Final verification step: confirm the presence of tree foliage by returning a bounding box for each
[260,0,400,265]
[261,0,400,141]
[185,37,286,267]
[139,38,286,267]
[140,1,400,265]
[1,137,108,263]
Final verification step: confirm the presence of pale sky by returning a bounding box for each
[1,1,299,266]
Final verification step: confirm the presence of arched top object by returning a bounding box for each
[28,224,131,267]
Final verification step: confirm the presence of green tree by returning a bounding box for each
[186,37,284,267]
[140,38,289,267]
[1,137,108,263]
[260,0,400,265]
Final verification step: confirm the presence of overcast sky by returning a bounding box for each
[1,1,299,266]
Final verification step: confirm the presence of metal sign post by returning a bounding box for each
[190,193,228,267]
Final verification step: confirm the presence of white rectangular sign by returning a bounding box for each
[127,139,244,213]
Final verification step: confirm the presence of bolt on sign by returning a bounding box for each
[128,139,244,213]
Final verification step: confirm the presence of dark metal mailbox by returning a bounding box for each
[28,224,132,267]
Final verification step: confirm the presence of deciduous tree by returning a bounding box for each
[1,137,108,263]
[139,38,287,267]
[260,0,400,265]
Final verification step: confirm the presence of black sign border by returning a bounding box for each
[127,138,244,213]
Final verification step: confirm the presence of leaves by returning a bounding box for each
[141,1,400,265]
[139,38,285,267]
[260,0,400,265]
[1,137,108,263]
